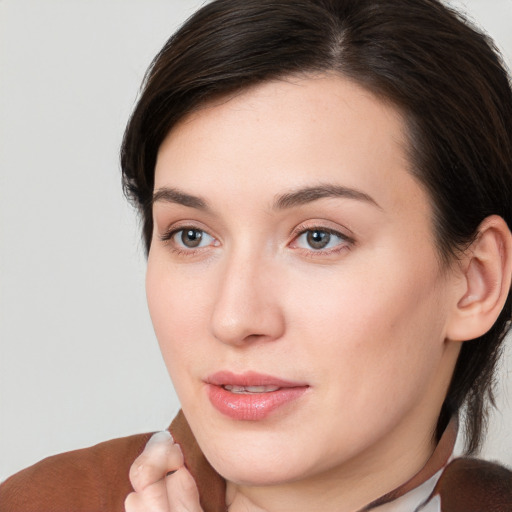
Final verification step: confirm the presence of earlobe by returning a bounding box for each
[446,215,512,342]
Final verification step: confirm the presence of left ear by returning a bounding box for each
[446,215,512,342]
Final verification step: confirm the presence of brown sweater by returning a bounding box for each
[1,411,510,512]
[0,412,225,512]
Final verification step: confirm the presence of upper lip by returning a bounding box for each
[206,371,308,388]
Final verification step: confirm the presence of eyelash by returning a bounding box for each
[159,225,216,256]
[291,224,354,257]
[159,224,354,257]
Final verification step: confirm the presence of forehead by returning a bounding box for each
[154,74,428,222]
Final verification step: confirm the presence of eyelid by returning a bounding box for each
[158,222,220,253]
[289,222,355,255]
[291,221,354,243]
[159,220,213,240]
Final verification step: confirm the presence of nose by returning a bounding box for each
[209,252,286,347]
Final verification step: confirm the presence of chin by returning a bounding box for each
[182,396,334,485]
[197,428,320,486]
[213,456,307,487]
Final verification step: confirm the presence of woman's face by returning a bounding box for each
[147,75,461,488]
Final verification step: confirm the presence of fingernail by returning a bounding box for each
[147,431,173,445]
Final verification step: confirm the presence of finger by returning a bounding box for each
[125,485,170,512]
[124,490,140,512]
[165,466,203,512]
[130,431,184,493]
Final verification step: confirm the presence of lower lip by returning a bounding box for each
[207,384,308,421]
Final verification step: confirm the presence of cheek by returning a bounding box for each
[289,255,448,400]
[276,261,449,461]
[146,257,212,379]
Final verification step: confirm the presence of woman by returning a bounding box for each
[1,0,511,510]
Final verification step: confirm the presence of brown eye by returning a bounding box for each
[293,227,349,253]
[180,229,204,248]
[306,230,331,249]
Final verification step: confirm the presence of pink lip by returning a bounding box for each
[205,371,309,421]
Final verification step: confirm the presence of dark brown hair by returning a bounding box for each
[121,0,512,453]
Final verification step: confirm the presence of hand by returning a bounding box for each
[125,431,204,512]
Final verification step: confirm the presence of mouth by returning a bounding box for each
[222,385,281,394]
[205,371,309,421]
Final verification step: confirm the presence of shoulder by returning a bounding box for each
[0,432,153,512]
[433,457,512,511]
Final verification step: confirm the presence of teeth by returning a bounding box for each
[223,385,280,394]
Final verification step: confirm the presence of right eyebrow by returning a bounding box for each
[273,184,382,210]
[152,187,209,210]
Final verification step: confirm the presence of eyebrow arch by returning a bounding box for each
[152,187,209,210]
[152,184,381,212]
[274,184,381,210]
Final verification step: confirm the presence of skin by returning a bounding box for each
[126,433,202,512]
[144,74,466,512]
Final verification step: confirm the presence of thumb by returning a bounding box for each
[130,431,184,492]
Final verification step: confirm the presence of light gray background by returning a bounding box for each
[1,0,511,482]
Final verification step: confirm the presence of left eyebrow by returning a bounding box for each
[152,187,209,210]
[273,184,382,210]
